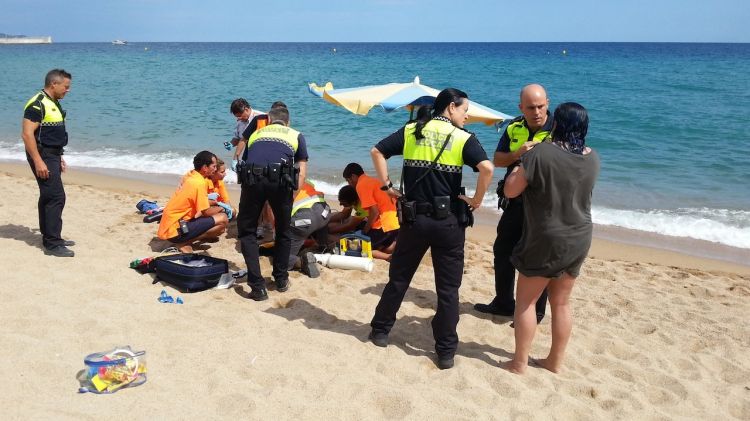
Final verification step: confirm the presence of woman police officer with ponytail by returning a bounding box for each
[368,88,494,370]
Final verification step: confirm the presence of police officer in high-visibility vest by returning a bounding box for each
[288,181,330,278]
[236,106,308,301]
[369,88,494,370]
[474,84,553,322]
[21,69,75,257]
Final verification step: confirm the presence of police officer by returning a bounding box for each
[474,84,553,323]
[368,88,494,370]
[21,69,75,257]
[236,106,308,301]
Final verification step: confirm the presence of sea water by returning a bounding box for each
[0,42,748,250]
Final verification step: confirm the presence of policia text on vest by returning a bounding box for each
[236,124,300,190]
[396,118,474,227]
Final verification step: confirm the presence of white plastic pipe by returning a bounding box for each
[313,254,373,272]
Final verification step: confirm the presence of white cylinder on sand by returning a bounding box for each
[313,254,374,273]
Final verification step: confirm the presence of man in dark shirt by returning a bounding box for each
[21,69,75,257]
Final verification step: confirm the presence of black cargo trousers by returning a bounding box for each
[371,213,465,360]
[27,147,66,249]
[237,176,293,290]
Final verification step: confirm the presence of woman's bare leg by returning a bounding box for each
[536,272,576,373]
[504,274,549,374]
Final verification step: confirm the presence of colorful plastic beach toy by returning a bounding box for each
[79,346,147,394]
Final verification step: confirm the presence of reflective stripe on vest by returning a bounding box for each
[505,119,551,152]
[402,119,470,173]
[247,123,300,152]
[24,91,65,127]
[292,194,326,216]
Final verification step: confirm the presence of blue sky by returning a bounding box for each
[2,0,749,42]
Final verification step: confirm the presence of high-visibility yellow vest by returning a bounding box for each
[292,182,326,216]
[24,91,65,126]
[504,116,551,152]
[403,118,471,173]
[24,91,66,145]
[247,123,300,152]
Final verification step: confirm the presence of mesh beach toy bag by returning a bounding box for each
[79,346,147,394]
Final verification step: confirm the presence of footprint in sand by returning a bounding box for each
[492,379,521,399]
[598,399,622,412]
[609,388,645,410]
[728,394,750,420]
[634,323,658,335]
[719,361,750,385]
[642,372,689,406]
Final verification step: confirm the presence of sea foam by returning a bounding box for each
[2,143,748,250]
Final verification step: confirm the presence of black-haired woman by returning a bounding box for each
[368,88,494,370]
[503,102,600,374]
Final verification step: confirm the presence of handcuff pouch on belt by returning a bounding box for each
[397,196,472,227]
[238,162,298,190]
[432,196,451,219]
[398,196,456,224]
[396,198,416,225]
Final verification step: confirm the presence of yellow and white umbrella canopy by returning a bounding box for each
[308,76,511,126]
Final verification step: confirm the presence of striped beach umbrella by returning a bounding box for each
[308,76,512,126]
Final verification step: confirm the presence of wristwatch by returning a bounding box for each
[380,181,393,191]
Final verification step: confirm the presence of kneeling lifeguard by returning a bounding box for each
[157,151,229,252]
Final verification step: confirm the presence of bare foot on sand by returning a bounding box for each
[531,357,561,373]
[178,244,194,253]
[501,360,527,375]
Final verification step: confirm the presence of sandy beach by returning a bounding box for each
[1,162,748,420]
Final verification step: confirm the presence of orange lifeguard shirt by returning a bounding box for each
[294,181,323,202]
[157,170,211,240]
[356,173,399,232]
[207,179,231,204]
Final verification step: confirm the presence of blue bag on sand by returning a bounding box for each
[150,253,228,292]
[136,199,159,214]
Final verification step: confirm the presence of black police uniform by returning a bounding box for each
[370,116,489,362]
[486,114,553,319]
[23,90,69,250]
[236,123,309,296]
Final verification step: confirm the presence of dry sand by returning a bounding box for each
[1,164,749,420]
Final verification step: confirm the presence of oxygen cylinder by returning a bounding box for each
[313,254,373,273]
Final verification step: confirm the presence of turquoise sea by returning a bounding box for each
[1,43,749,251]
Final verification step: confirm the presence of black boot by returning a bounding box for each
[248,287,268,301]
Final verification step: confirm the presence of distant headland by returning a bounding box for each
[0,33,52,44]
